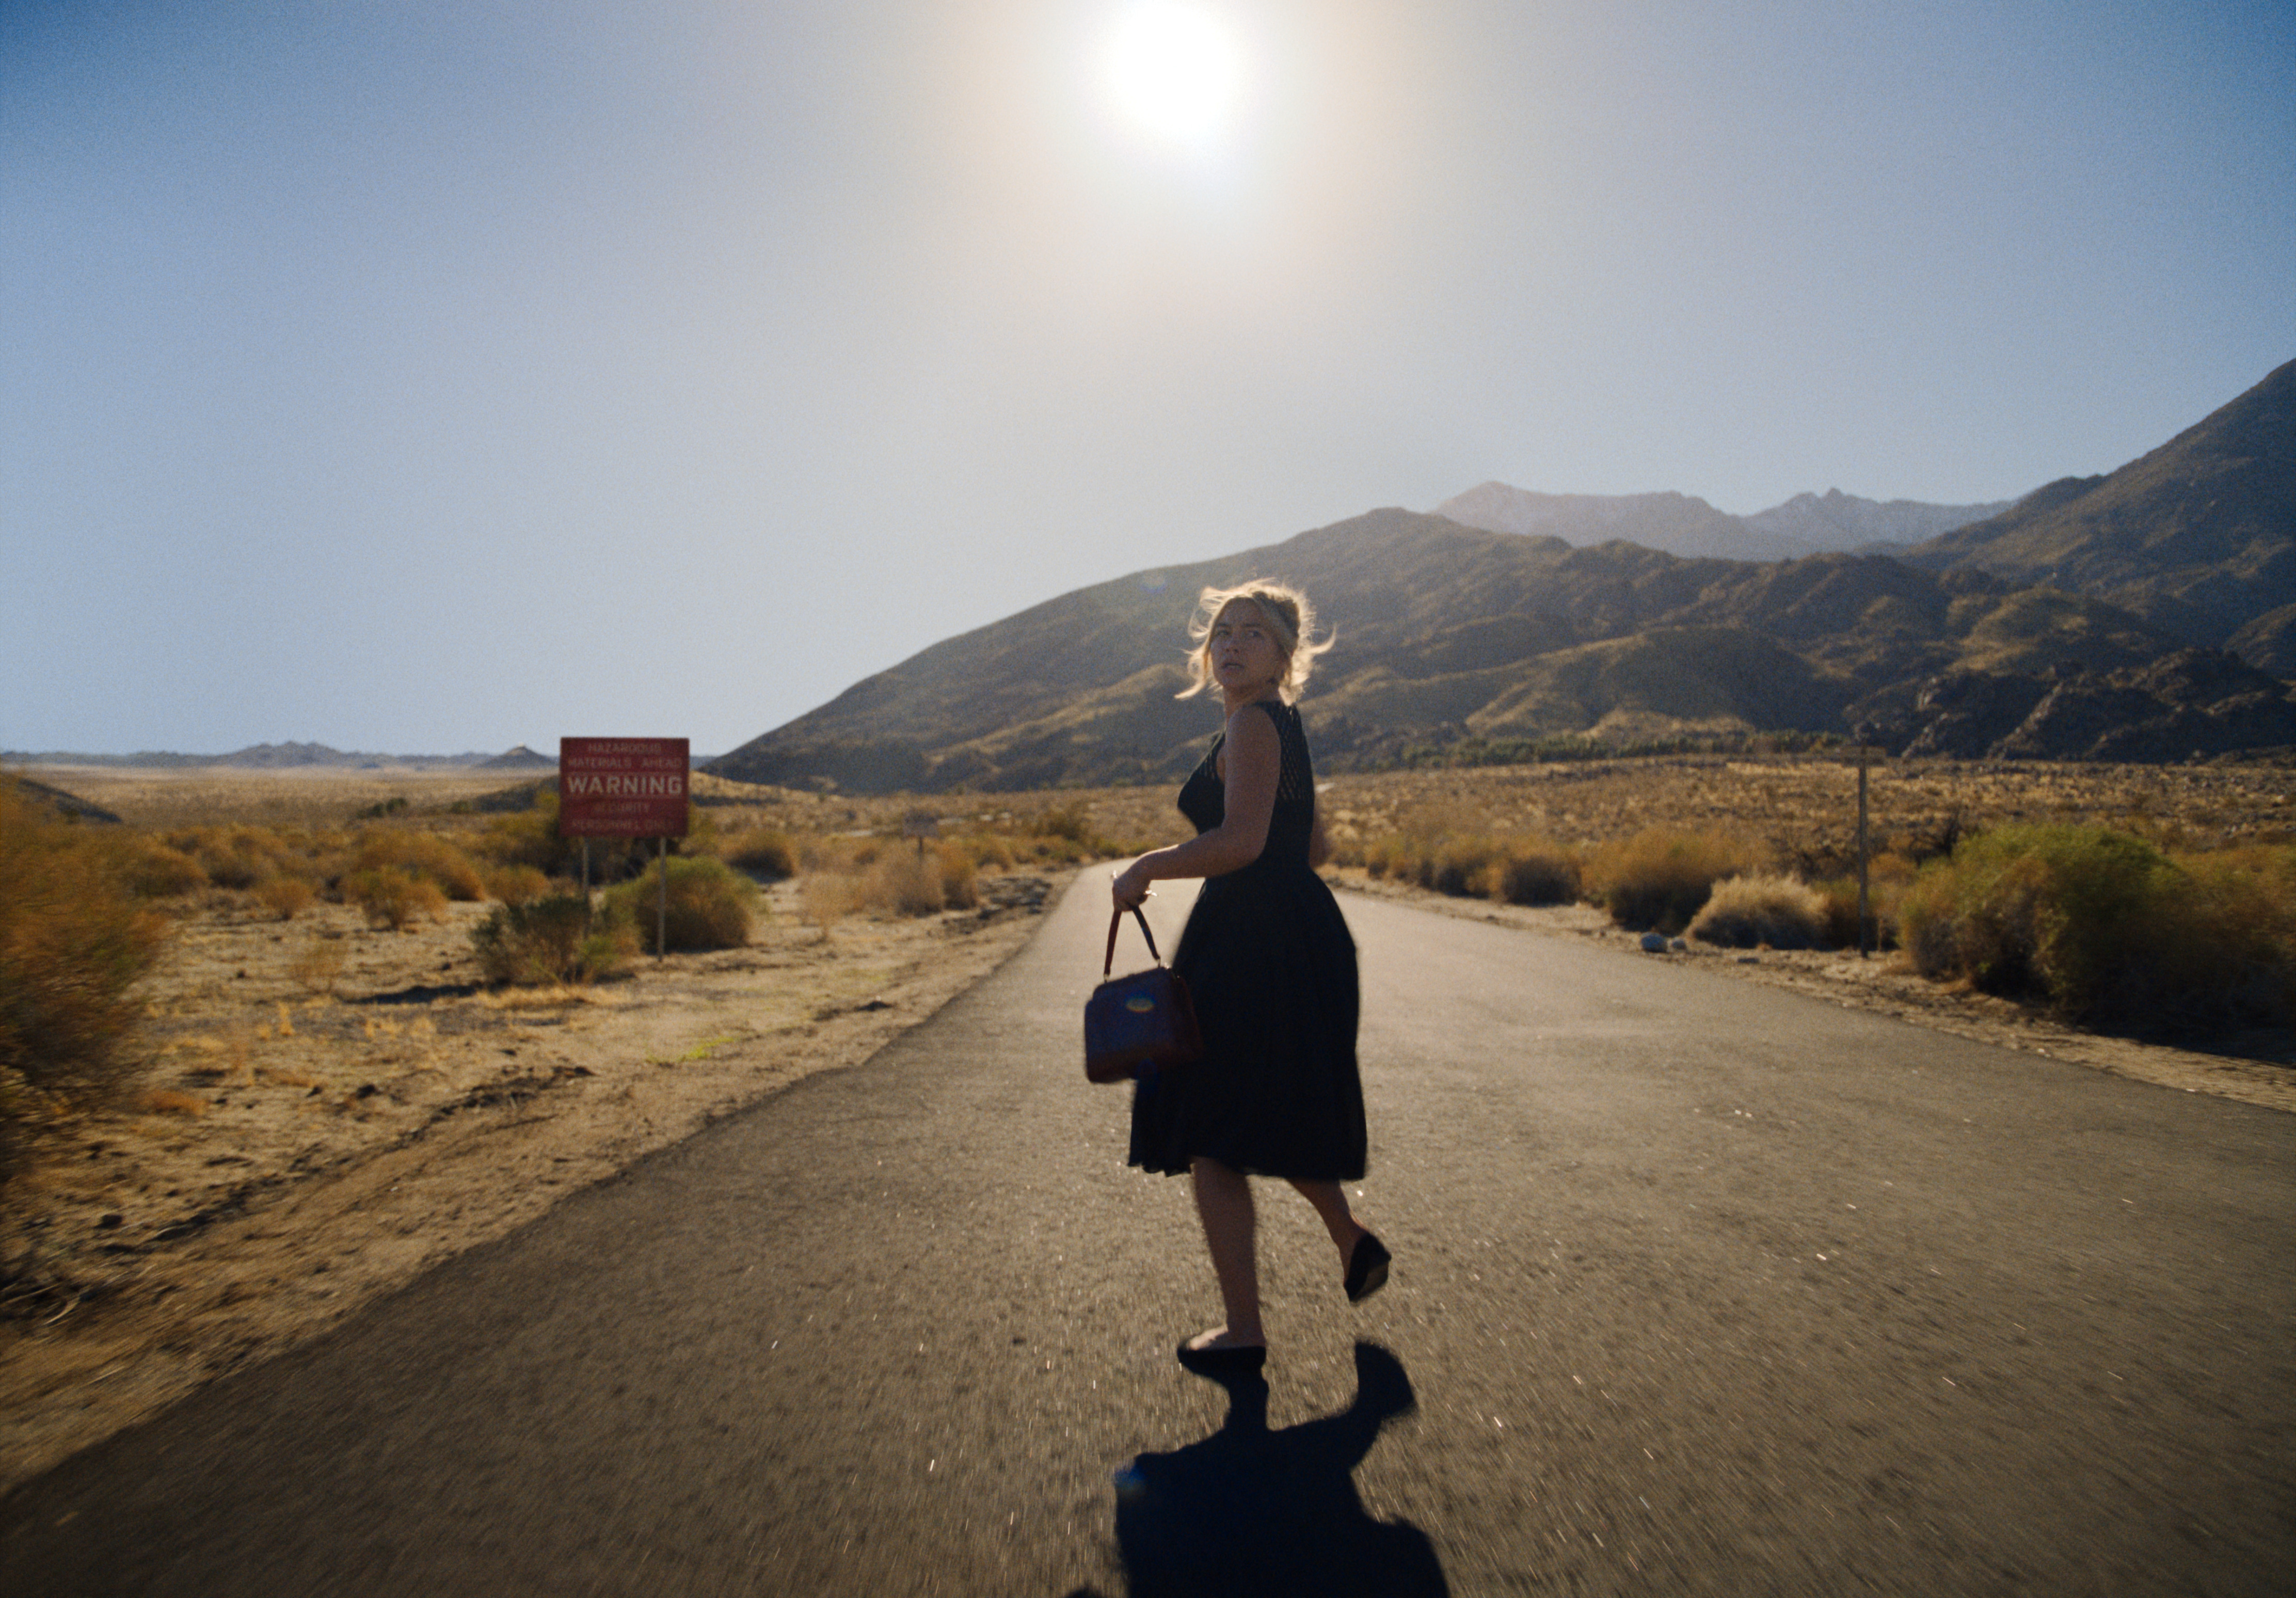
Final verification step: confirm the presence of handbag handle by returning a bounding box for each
[1103,906,1163,979]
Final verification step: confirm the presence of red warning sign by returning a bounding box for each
[558,737,690,838]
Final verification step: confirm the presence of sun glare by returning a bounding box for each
[1101,2,1247,153]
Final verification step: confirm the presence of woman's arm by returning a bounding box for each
[1111,704,1281,910]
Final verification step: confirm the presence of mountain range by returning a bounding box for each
[1433,484,2014,563]
[712,358,2296,791]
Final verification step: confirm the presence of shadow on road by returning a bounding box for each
[1076,1340,1448,1598]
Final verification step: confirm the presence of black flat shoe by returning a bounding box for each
[1344,1232,1391,1303]
[1176,1339,1267,1378]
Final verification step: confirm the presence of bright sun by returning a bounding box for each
[1101,2,1247,152]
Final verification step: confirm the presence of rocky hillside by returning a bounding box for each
[1906,358,2296,662]
[710,362,2296,792]
[709,516,2293,793]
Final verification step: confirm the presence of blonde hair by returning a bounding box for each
[1176,581,1334,701]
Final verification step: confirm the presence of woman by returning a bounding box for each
[1113,581,1388,1378]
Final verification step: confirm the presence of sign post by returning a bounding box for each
[559,738,690,958]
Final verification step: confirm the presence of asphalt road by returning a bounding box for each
[4,876,2292,1596]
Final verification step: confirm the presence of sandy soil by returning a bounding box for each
[0,871,1062,1497]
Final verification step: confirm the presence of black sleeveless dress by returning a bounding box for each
[1128,699,1366,1181]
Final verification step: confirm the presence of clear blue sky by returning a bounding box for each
[5,0,2290,756]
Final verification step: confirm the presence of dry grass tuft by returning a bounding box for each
[1689,874,1827,950]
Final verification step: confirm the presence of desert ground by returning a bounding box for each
[4,754,2291,1497]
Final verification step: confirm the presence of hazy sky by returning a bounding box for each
[6,1,2290,756]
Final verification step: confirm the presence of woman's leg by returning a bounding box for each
[1286,1178,1369,1263]
[1188,1156,1264,1348]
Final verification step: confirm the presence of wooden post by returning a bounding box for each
[1856,745,1872,959]
[657,837,668,960]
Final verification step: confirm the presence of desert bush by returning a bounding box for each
[937,844,980,910]
[122,839,208,899]
[1898,825,2296,1034]
[1,784,171,1169]
[1034,804,1091,844]
[1811,853,1917,950]
[1493,841,1583,906]
[723,827,798,880]
[953,833,1018,872]
[255,877,317,920]
[605,856,757,954]
[800,871,861,934]
[485,864,551,906]
[481,792,569,873]
[164,823,300,890]
[353,830,484,901]
[1360,803,1494,893]
[862,852,945,917]
[479,790,648,881]
[1584,828,1761,934]
[801,833,882,874]
[1688,873,1827,950]
[471,894,632,984]
[344,866,449,931]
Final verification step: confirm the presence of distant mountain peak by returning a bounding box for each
[1434,482,2009,563]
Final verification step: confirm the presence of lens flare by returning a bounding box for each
[1101,2,1247,152]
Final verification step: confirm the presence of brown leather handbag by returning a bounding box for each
[1084,907,1203,1084]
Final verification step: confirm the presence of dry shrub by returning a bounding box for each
[954,834,1017,871]
[288,936,347,996]
[1,784,171,1168]
[485,864,551,906]
[1689,874,1827,950]
[606,856,757,954]
[1361,803,1496,895]
[163,824,299,890]
[1812,853,1917,950]
[723,828,798,880]
[865,853,946,917]
[480,793,569,873]
[256,877,316,920]
[344,867,448,931]
[1584,828,1761,934]
[1899,825,2296,1035]
[800,872,860,934]
[471,894,632,985]
[353,830,484,901]
[938,845,980,910]
[1493,840,1582,906]
[122,839,208,899]
[140,1089,208,1118]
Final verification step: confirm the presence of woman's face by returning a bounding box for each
[1208,601,1287,699]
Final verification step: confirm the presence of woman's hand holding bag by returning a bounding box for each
[1084,907,1202,1084]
